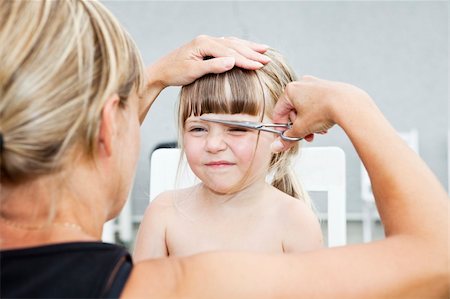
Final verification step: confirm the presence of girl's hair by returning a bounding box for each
[178,50,310,206]
[0,0,146,184]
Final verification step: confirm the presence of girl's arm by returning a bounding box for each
[139,35,270,123]
[133,193,172,260]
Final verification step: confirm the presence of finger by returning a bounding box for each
[272,93,295,124]
[220,36,269,53]
[289,110,297,124]
[304,134,314,142]
[198,40,265,70]
[232,47,271,67]
[287,118,314,140]
[195,57,235,77]
[234,56,265,70]
[271,137,294,153]
[218,38,271,64]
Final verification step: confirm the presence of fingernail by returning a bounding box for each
[254,61,264,68]
[262,55,271,63]
[222,57,235,69]
[270,140,284,153]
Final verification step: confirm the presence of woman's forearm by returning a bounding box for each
[139,65,166,124]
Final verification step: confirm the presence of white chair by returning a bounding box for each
[102,220,115,243]
[102,194,133,243]
[361,129,419,242]
[150,146,347,247]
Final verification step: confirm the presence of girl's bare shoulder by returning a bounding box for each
[148,185,199,214]
[267,186,311,212]
[267,186,323,251]
[267,186,320,230]
[151,185,198,204]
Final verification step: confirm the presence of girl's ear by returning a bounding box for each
[98,94,121,157]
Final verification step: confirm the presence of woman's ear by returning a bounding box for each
[99,94,121,157]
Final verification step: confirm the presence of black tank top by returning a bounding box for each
[0,242,132,298]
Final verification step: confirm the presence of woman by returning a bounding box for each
[0,1,448,298]
[0,1,268,297]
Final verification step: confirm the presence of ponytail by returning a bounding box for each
[270,150,312,208]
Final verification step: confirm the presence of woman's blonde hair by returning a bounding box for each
[179,50,310,206]
[0,0,145,184]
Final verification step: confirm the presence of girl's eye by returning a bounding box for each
[187,127,207,136]
[228,127,249,135]
[229,127,248,132]
[189,127,206,132]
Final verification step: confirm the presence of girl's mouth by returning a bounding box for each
[205,161,235,167]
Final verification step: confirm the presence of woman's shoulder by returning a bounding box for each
[1,242,132,298]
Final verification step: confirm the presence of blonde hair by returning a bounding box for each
[179,50,310,206]
[0,0,145,184]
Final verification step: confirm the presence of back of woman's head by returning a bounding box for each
[0,0,145,184]
[179,50,310,205]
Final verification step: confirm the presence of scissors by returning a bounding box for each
[199,116,302,142]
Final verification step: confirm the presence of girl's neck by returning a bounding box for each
[198,178,270,208]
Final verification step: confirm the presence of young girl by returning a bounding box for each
[134,50,323,259]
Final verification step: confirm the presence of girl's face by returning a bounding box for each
[183,113,276,194]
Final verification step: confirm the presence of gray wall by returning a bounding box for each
[103,1,449,218]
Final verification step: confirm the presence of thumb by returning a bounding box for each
[272,93,295,124]
[270,137,295,153]
[198,56,235,75]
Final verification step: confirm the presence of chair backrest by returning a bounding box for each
[150,146,347,247]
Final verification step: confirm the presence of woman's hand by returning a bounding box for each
[148,35,270,88]
[271,76,372,152]
[140,35,270,122]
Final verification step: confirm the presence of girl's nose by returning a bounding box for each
[204,131,227,153]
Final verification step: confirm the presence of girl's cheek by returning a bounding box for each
[233,139,258,159]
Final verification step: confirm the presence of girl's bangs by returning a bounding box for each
[180,68,264,125]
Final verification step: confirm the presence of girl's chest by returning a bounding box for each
[165,213,285,256]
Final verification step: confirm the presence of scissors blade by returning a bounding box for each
[200,116,303,142]
[199,116,262,129]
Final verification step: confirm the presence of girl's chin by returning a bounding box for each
[203,184,242,195]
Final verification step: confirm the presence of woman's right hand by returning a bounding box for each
[271,76,373,152]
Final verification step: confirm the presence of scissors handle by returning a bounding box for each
[280,130,303,142]
[256,123,303,141]
[262,123,292,128]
